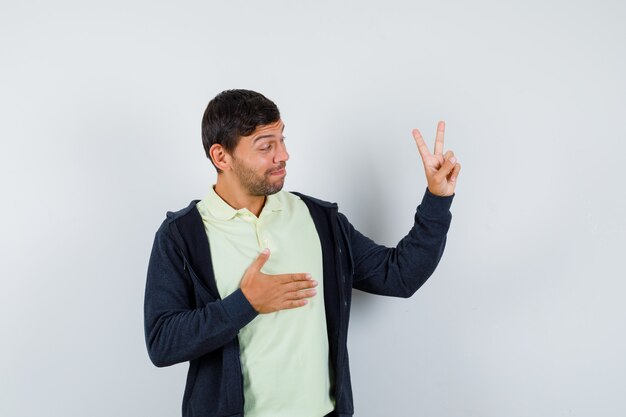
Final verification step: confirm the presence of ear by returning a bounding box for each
[209,144,232,172]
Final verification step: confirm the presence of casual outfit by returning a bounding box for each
[196,189,333,416]
[144,188,453,417]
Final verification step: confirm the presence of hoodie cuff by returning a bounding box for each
[418,187,454,219]
[221,288,259,329]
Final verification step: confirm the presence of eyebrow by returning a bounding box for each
[252,124,285,143]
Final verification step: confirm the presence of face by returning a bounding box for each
[230,119,289,196]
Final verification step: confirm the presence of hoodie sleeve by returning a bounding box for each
[344,188,454,297]
[144,221,258,367]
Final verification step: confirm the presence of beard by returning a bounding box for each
[232,158,286,196]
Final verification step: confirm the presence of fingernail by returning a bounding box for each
[450,157,457,164]
[305,273,312,279]
[262,248,270,254]
[311,280,318,286]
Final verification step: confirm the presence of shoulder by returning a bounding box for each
[283,191,352,232]
[164,200,202,223]
[153,200,201,239]
[287,191,338,209]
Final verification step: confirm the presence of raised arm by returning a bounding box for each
[347,122,460,296]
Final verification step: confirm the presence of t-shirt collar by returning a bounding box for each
[205,186,283,220]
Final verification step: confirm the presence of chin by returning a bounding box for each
[268,181,285,195]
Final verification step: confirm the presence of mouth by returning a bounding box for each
[269,168,286,176]
[269,163,287,177]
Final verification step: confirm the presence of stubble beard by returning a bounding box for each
[232,158,286,197]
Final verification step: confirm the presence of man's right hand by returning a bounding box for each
[240,249,318,314]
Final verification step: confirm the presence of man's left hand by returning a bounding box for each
[412,121,461,197]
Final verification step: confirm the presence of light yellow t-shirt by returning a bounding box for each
[196,187,334,417]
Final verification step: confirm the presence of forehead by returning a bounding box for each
[245,119,284,139]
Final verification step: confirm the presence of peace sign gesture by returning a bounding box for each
[412,121,461,197]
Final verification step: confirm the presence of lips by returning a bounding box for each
[270,168,286,176]
[269,163,287,176]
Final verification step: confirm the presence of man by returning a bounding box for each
[144,89,461,417]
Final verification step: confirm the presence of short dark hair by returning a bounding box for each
[201,89,281,171]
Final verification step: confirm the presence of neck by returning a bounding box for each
[214,178,266,217]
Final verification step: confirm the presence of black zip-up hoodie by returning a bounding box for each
[144,189,453,417]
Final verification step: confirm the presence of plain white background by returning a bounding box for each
[1,1,625,416]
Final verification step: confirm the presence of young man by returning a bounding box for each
[144,89,461,417]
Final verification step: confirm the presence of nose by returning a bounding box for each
[275,140,289,163]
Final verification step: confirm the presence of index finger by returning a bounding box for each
[412,128,431,161]
[434,121,445,155]
[248,248,270,272]
[276,273,313,284]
